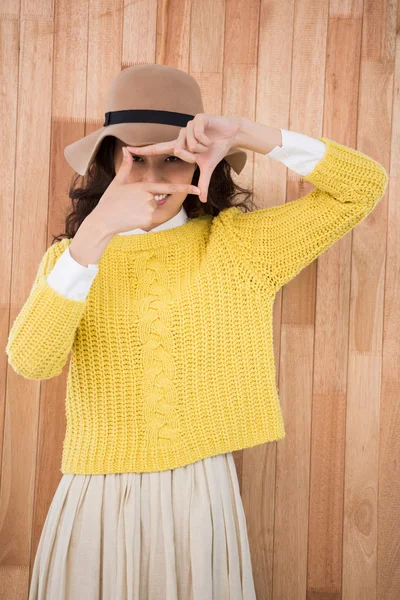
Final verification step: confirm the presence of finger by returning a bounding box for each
[197,166,213,204]
[169,129,197,163]
[175,127,207,157]
[192,114,212,146]
[173,127,192,159]
[113,146,134,184]
[198,186,208,203]
[186,119,210,153]
[126,140,175,155]
[173,145,198,163]
[131,182,201,195]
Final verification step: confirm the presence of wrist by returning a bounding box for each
[83,212,114,242]
[69,215,113,267]
[234,118,282,154]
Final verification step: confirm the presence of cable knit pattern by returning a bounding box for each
[135,250,180,448]
[5,137,388,474]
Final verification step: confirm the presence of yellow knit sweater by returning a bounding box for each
[5,137,388,474]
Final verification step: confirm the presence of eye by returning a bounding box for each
[130,155,181,162]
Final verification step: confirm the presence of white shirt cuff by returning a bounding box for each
[266,128,326,176]
[46,246,99,301]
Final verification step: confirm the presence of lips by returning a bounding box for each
[156,195,170,205]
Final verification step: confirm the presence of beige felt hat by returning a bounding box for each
[64,64,247,176]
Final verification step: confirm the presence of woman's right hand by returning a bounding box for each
[92,146,201,236]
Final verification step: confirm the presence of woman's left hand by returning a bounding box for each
[125,114,242,204]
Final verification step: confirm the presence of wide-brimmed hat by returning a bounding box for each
[64,64,248,176]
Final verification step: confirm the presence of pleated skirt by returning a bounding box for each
[28,452,257,600]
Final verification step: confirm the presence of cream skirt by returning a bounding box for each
[28,452,257,600]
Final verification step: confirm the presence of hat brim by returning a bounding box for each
[64,122,247,176]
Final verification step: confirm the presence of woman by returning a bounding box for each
[6,64,388,599]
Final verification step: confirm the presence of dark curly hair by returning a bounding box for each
[52,135,258,244]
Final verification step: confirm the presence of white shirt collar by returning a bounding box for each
[117,205,189,235]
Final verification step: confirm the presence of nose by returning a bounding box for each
[140,177,168,185]
[139,164,166,184]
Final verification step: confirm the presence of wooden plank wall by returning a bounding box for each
[1,0,398,598]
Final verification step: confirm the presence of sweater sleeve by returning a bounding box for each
[5,239,88,380]
[220,136,389,292]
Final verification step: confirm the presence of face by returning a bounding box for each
[113,137,198,232]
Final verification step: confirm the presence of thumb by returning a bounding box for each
[197,168,212,204]
[114,146,133,185]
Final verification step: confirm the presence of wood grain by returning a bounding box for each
[0,1,397,599]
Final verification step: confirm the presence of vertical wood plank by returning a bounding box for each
[272,0,330,598]
[307,13,362,600]
[342,0,394,596]
[0,10,55,599]
[377,4,400,596]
